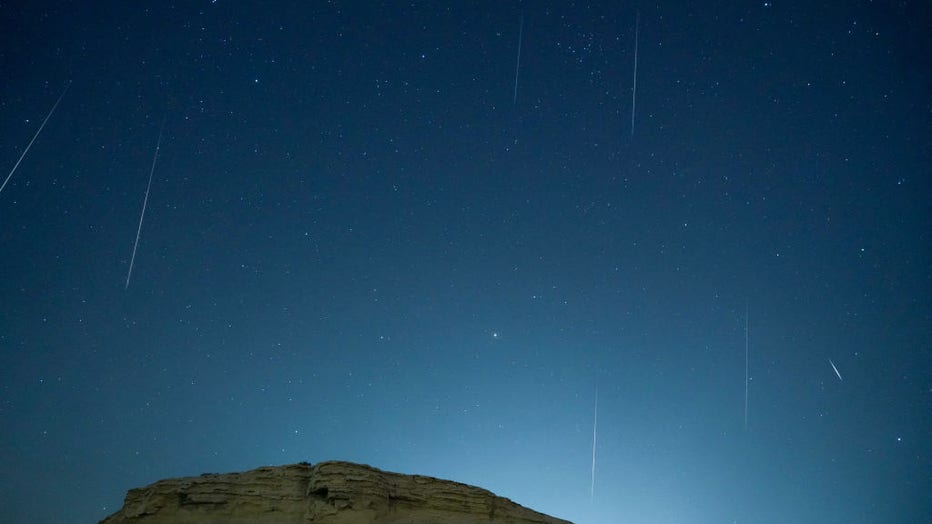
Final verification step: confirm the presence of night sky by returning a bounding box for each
[1,2,930,523]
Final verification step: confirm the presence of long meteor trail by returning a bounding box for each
[744,303,749,431]
[630,13,639,136]
[125,123,165,290]
[829,359,843,382]
[513,14,524,106]
[0,81,71,197]
[590,389,598,503]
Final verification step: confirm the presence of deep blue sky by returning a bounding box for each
[1,2,930,523]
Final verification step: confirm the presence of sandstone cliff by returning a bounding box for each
[100,460,572,524]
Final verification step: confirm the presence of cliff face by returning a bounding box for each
[100,460,572,524]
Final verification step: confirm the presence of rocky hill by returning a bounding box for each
[100,460,572,523]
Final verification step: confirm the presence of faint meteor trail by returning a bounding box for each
[744,303,749,431]
[125,122,165,290]
[590,389,598,503]
[630,13,639,136]
[0,81,71,197]
[829,359,843,382]
[513,14,524,106]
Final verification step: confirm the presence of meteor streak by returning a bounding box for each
[1,81,71,197]
[744,303,749,431]
[829,359,843,382]
[125,122,165,290]
[590,389,598,503]
[630,13,639,136]
[513,14,524,106]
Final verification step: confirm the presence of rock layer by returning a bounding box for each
[101,460,572,524]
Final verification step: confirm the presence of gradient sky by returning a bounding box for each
[1,2,930,523]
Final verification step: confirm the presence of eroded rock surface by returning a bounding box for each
[101,460,572,524]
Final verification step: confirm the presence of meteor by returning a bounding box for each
[630,13,639,136]
[512,14,524,106]
[125,122,165,290]
[1,81,71,197]
[590,389,598,503]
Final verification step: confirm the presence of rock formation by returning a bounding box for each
[100,460,572,523]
